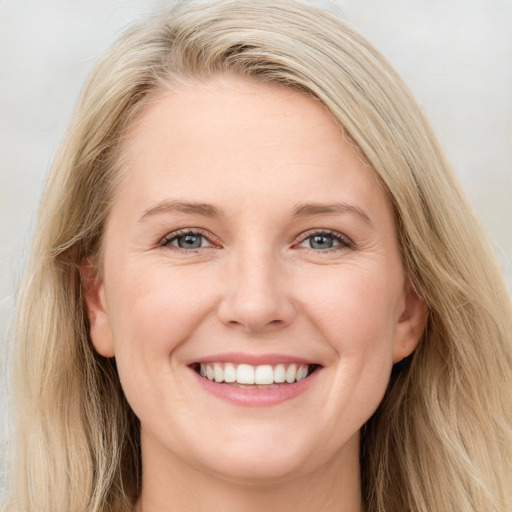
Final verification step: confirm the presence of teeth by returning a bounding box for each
[296,365,308,381]
[198,362,312,385]
[224,362,236,383]
[214,363,224,383]
[285,364,297,383]
[254,365,274,385]
[274,364,286,383]
[237,364,255,384]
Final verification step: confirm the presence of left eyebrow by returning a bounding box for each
[138,200,224,222]
[292,202,374,228]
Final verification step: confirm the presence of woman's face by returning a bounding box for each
[84,76,424,483]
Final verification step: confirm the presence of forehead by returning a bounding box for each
[114,76,391,222]
[126,76,344,154]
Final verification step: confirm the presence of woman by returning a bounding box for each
[4,1,512,511]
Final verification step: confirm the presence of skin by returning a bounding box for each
[83,76,425,512]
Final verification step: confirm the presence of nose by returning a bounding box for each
[217,248,296,334]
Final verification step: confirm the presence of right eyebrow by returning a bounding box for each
[138,200,223,222]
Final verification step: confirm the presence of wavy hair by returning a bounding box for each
[4,1,512,510]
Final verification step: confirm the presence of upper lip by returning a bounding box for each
[187,352,319,366]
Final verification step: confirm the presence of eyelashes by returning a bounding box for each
[159,228,218,250]
[295,229,354,252]
[159,228,354,254]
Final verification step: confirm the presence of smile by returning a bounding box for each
[189,355,322,406]
[194,362,318,387]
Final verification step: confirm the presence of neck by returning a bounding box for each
[135,431,363,512]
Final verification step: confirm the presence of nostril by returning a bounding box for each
[217,286,296,334]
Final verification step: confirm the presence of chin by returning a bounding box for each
[182,429,317,483]
[206,452,311,484]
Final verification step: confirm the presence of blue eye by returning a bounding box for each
[161,230,213,250]
[308,234,335,250]
[173,233,204,249]
[297,230,352,251]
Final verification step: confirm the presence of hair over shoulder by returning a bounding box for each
[4,1,512,511]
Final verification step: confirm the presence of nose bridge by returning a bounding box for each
[218,241,295,333]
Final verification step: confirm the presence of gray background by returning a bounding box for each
[1,0,511,493]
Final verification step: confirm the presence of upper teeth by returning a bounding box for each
[199,363,310,385]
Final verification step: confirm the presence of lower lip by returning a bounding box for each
[190,367,320,407]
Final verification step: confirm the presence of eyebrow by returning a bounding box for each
[292,202,373,227]
[139,200,223,222]
[138,199,373,227]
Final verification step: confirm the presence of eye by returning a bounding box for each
[160,229,215,250]
[296,230,353,252]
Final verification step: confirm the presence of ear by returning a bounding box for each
[393,282,427,363]
[80,259,115,358]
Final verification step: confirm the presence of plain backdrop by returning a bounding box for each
[1,0,511,494]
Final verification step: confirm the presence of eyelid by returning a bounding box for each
[293,229,354,251]
[159,228,221,249]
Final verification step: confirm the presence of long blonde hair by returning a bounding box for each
[4,1,512,511]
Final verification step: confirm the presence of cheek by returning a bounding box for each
[303,262,403,353]
[105,265,217,422]
[302,264,401,413]
[105,263,217,379]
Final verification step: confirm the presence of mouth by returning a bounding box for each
[190,362,321,388]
